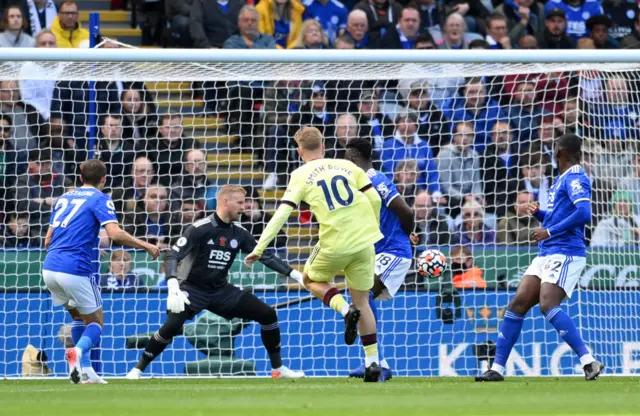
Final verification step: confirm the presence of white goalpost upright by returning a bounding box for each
[1,49,640,378]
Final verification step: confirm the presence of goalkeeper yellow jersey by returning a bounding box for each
[282,158,384,257]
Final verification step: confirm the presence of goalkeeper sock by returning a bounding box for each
[71,319,92,368]
[136,331,171,372]
[361,333,379,367]
[368,291,387,368]
[544,307,594,365]
[75,323,102,357]
[261,322,283,369]
[324,288,349,317]
[491,310,525,375]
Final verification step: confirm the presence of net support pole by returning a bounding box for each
[88,12,100,159]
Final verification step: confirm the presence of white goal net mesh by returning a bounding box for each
[2,54,640,378]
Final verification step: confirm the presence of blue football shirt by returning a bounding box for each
[539,165,591,257]
[43,186,119,276]
[367,169,412,259]
[545,0,603,39]
[303,0,348,44]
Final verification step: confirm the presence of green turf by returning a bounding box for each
[2,377,640,416]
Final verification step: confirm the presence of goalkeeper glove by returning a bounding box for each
[167,278,190,314]
[289,269,304,285]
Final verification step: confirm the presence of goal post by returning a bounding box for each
[1,49,640,378]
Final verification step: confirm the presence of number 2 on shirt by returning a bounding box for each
[317,175,354,211]
[51,198,87,228]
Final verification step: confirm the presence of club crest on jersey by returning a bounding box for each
[230,239,238,249]
[376,183,390,199]
[219,237,227,246]
[570,179,584,196]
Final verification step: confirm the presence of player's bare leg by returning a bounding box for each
[66,308,106,385]
[476,275,540,382]
[539,283,603,381]
[350,288,380,382]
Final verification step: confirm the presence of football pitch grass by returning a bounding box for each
[2,377,640,416]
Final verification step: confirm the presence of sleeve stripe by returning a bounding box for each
[386,193,400,207]
[573,198,590,204]
[100,220,118,226]
[359,183,374,192]
[281,200,297,208]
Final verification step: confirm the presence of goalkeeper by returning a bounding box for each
[245,126,385,382]
[126,185,305,380]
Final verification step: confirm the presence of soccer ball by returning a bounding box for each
[417,249,447,279]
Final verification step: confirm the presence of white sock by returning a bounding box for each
[365,355,379,367]
[490,363,505,375]
[272,366,284,372]
[380,359,390,369]
[340,303,350,317]
[580,354,596,367]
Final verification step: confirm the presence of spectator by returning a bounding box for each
[166,0,193,48]
[344,9,380,49]
[418,0,445,41]
[453,199,496,245]
[334,33,355,48]
[0,6,35,47]
[621,153,640,215]
[518,33,539,48]
[405,80,450,154]
[587,15,619,49]
[96,114,134,190]
[381,112,442,198]
[519,152,551,210]
[50,0,89,48]
[482,121,520,218]
[170,149,218,212]
[293,19,330,49]
[123,184,180,249]
[450,245,487,289]
[588,77,640,142]
[24,0,58,37]
[603,0,637,41]
[563,94,580,134]
[0,114,27,212]
[18,29,59,122]
[496,191,540,245]
[535,71,571,115]
[507,77,548,144]
[302,0,348,45]
[413,190,452,245]
[0,80,36,151]
[100,249,142,290]
[189,0,243,49]
[444,1,490,36]
[532,115,561,172]
[495,0,544,46]
[289,81,336,140]
[537,8,576,49]
[544,0,603,39]
[1,212,40,248]
[393,159,418,207]
[111,156,156,215]
[223,6,277,49]
[179,198,206,227]
[141,114,200,186]
[356,89,394,152]
[415,31,437,48]
[437,12,469,49]
[326,113,359,160]
[436,121,483,214]
[620,11,640,48]
[443,77,507,151]
[239,188,288,249]
[120,86,158,141]
[256,0,305,49]
[354,0,401,37]
[485,12,511,49]
[14,148,67,234]
[582,142,615,231]
[591,190,640,247]
[380,4,421,49]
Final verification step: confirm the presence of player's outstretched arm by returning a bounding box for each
[245,203,294,264]
[103,223,160,259]
[239,228,304,284]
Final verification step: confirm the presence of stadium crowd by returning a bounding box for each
[0,0,639,289]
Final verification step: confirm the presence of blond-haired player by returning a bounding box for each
[245,126,384,382]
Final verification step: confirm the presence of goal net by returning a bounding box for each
[1,49,640,378]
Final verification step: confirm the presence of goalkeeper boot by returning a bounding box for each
[364,363,381,382]
[378,366,393,382]
[125,368,143,380]
[348,365,366,379]
[344,304,361,346]
[81,367,108,385]
[271,366,306,379]
[583,360,604,381]
[474,370,504,382]
[65,347,82,384]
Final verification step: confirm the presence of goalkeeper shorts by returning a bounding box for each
[304,244,375,291]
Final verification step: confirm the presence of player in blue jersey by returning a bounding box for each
[545,0,603,39]
[43,159,160,384]
[476,134,603,382]
[345,138,418,382]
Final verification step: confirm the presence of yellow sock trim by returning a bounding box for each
[364,343,378,358]
[328,294,348,314]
